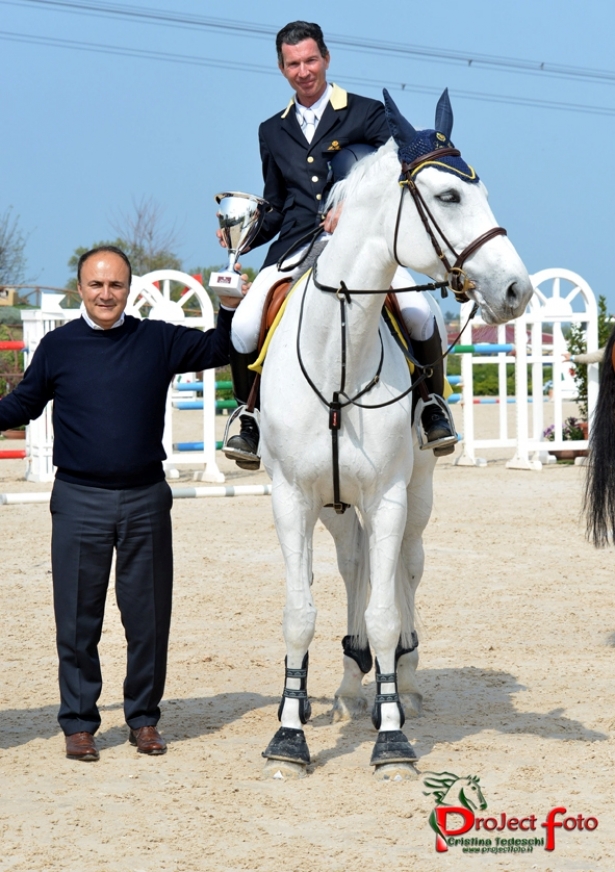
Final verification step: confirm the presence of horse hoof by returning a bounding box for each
[374,762,419,781]
[332,695,368,721]
[263,759,307,780]
[262,727,310,765]
[370,730,418,767]
[400,692,423,717]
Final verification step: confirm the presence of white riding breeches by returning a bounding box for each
[231,243,436,355]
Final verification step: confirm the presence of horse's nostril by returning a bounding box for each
[506,281,519,310]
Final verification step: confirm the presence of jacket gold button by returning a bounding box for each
[307,156,315,163]
[311,175,318,182]
[316,194,322,200]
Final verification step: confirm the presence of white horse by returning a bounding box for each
[258,89,533,776]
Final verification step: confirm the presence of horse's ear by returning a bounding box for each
[435,88,453,139]
[383,88,417,147]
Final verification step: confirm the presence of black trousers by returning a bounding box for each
[50,479,173,736]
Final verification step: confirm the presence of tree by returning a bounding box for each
[0,207,28,286]
[567,294,612,420]
[66,198,182,297]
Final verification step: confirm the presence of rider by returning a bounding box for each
[220,20,456,469]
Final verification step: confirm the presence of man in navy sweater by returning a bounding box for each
[0,246,239,761]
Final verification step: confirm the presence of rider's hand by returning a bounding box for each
[323,202,344,233]
[219,295,242,309]
[234,261,252,295]
[219,274,249,308]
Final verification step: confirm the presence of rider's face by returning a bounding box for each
[279,39,330,108]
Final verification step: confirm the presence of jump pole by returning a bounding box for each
[0,484,272,505]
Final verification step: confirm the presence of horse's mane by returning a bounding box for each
[325,138,398,213]
[422,771,460,801]
[584,324,615,545]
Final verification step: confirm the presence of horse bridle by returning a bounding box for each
[396,147,508,302]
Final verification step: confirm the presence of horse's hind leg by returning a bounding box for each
[320,507,371,721]
[397,446,437,716]
[262,478,319,774]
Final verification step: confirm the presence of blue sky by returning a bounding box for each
[1,0,614,309]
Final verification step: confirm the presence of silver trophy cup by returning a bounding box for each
[209,192,270,298]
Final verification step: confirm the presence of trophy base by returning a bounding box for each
[209,270,244,299]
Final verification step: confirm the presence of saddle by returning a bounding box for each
[258,277,295,351]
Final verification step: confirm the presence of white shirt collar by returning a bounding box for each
[294,82,332,127]
[80,303,126,331]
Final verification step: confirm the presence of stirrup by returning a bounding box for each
[414,394,457,453]
[222,405,261,462]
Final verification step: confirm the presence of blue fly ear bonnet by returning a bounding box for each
[383,88,479,183]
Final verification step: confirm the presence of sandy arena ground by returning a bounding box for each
[0,405,613,871]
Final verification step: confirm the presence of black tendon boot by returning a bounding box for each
[223,347,261,470]
[411,324,457,456]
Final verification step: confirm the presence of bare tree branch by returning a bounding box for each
[0,207,28,286]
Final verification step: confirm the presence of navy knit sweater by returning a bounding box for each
[0,310,234,488]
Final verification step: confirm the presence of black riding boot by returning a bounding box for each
[223,347,260,470]
[411,324,457,456]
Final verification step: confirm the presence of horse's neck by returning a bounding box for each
[301,246,393,393]
[305,213,398,381]
[317,213,397,297]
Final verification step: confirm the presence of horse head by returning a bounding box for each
[457,775,488,812]
[383,89,533,324]
[423,772,488,811]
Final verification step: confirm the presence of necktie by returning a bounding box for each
[301,108,316,143]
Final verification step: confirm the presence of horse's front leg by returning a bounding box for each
[364,483,418,778]
[262,477,319,776]
[396,445,437,716]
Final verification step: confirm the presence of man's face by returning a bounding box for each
[78,252,130,329]
[279,38,330,107]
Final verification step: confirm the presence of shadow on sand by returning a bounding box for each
[307,665,607,768]
[0,691,278,751]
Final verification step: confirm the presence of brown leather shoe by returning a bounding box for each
[65,731,99,762]
[128,725,167,755]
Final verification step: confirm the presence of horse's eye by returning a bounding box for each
[436,190,461,204]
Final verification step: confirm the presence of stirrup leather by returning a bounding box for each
[414,393,457,452]
[222,405,261,459]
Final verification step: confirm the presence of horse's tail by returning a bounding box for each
[584,326,615,546]
[347,509,371,650]
[395,557,417,650]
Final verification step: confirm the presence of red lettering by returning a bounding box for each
[541,806,566,851]
[497,813,507,830]
[507,817,519,831]
[564,817,577,831]
[474,817,484,830]
[433,806,475,853]
[585,817,598,831]
[519,816,536,831]
[483,818,498,831]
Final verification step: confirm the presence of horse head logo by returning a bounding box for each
[423,771,488,848]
